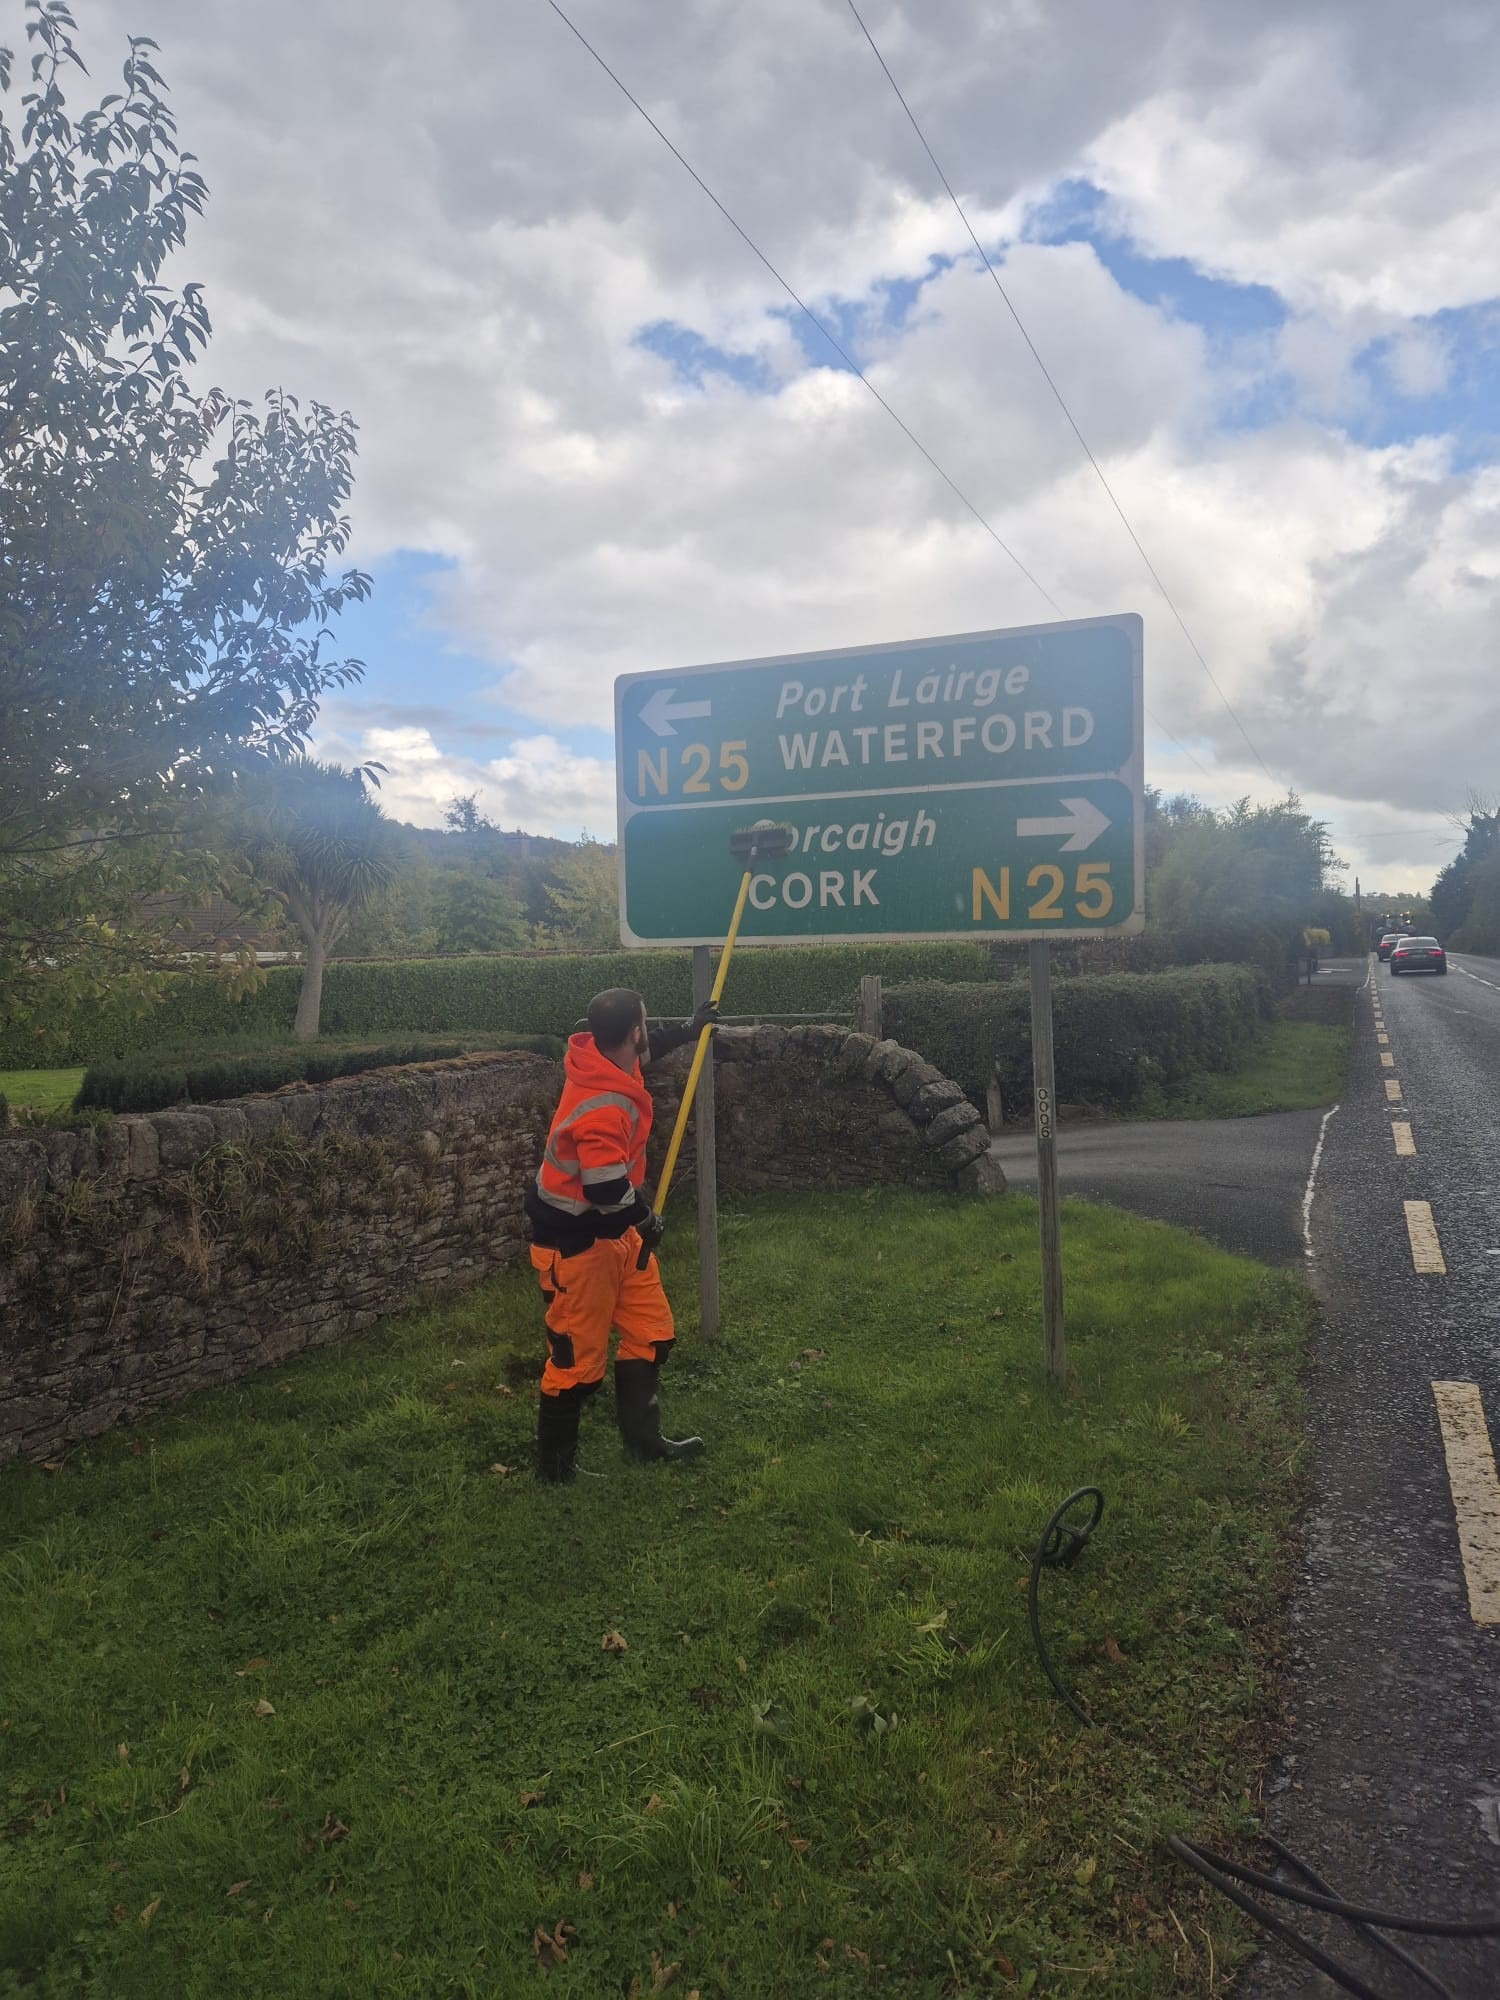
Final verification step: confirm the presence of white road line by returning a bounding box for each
[1386,1079,1403,1103]
[1380,1051,1395,1068]
[1377,1032,1389,1046]
[1432,1383,1500,1626]
[1301,1104,1340,1262]
[1404,1200,1447,1274]
[1392,1121,1416,1157]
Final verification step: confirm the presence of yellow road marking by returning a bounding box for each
[1432,1383,1500,1626]
[1392,1121,1416,1156]
[1380,1052,1395,1067]
[1385,1079,1403,1102]
[1404,1200,1446,1274]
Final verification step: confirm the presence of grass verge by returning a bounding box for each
[0,1190,1308,1998]
[0,1069,86,1115]
[1136,1020,1350,1121]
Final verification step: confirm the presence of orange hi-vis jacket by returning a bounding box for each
[524,1033,654,1253]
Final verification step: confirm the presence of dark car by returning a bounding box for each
[1377,932,1407,960]
[1390,937,1446,975]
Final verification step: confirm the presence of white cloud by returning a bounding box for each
[68,0,1500,882]
[311,723,616,839]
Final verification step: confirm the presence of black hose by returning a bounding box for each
[1026,1488,1500,1999]
[1024,1485,1104,1728]
[1253,1834,1456,2000]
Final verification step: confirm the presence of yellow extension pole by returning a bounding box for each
[651,864,754,1215]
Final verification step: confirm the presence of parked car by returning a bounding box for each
[1377,932,1407,960]
[1390,937,1446,975]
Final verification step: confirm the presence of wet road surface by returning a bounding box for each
[1238,952,1500,1997]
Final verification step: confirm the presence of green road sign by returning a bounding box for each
[616,614,1143,945]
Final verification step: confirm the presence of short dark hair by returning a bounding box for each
[588,988,646,1048]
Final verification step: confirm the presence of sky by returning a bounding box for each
[37,0,1500,890]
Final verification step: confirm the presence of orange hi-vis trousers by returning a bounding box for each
[530,1228,675,1395]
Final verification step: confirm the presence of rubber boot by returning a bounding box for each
[535,1387,583,1484]
[614,1358,704,1464]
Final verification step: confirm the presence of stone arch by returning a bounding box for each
[645,1024,1005,1195]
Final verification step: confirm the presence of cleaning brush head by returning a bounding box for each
[728,819,796,862]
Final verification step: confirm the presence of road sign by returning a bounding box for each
[615,613,1143,944]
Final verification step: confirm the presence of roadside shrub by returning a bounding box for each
[8,943,994,1066]
[885,965,1271,1109]
[70,1038,553,1115]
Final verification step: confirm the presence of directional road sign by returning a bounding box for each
[615,613,1144,945]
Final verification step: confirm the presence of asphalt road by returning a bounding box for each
[1238,952,1500,1997]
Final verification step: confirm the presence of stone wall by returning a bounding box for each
[0,1029,997,1464]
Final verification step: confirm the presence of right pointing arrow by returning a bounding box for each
[1016,797,1111,852]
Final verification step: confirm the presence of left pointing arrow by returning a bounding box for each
[640,686,713,738]
[1015,797,1111,852]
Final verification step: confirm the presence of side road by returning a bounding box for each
[991,1108,1324,1265]
[991,958,1364,1265]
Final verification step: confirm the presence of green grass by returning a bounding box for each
[1138,1021,1350,1120]
[0,1069,85,1115]
[0,1190,1309,1998]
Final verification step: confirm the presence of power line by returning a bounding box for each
[842,0,1283,793]
[1343,827,1455,840]
[546,0,1214,784]
[546,0,1059,614]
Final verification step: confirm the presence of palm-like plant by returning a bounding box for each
[231,758,399,1039]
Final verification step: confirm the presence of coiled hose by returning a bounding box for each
[1027,1487,1500,2000]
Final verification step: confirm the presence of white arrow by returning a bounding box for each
[1015,797,1111,852]
[640,686,713,737]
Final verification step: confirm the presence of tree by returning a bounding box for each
[539,838,620,953]
[0,3,369,1045]
[1431,792,1499,944]
[1150,795,1346,972]
[434,872,527,953]
[443,793,497,836]
[229,761,399,1038]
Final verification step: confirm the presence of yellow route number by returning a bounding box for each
[971,861,1114,925]
[638,741,750,798]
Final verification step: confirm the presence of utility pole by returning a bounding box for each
[692,945,720,1342]
[1029,940,1065,1388]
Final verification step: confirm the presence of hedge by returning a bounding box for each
[72,1037,567,1115]
[2,943,994,1067]
[884,965,1272,1109]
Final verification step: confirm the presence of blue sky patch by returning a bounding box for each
[633,319,772,391]
[322,548,613,771]
[1348,303,1500,464]
[1026,177,1286,340]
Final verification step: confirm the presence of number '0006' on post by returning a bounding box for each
[615,613,1144,946]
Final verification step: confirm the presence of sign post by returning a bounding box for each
[691,944,720,1342]
[615,613,1145,1371]
[1028,940,1065,1387]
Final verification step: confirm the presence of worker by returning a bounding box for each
[524,987,718,1483]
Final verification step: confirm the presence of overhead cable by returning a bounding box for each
[547,0,1059,613]
[842,0,1283,792]
[546,0,1214,783]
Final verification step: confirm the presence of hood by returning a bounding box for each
[564,1031,652,1112]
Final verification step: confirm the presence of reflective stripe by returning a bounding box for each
[533,1173,636,1217]
[553,1091,640,1134]
[542,1090,641,1179]
[580,1163,629,1185]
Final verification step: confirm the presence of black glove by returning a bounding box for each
[635,1208,666,1267]
[688,998,720,1037]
